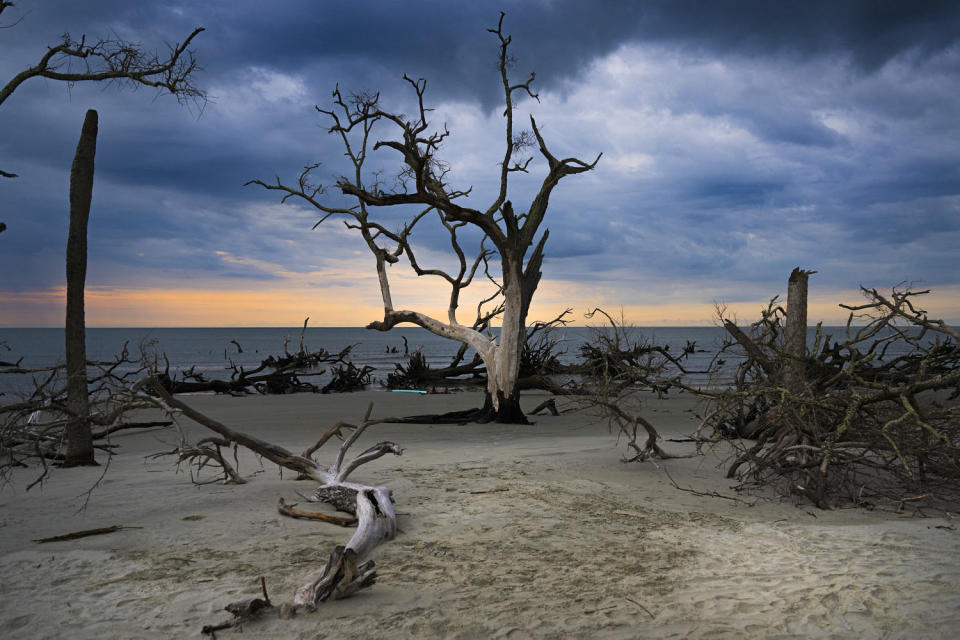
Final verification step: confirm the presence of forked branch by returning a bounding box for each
[141,382,403,623]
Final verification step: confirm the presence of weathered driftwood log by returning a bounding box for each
[146,382,402,621]
[276,497,357,526]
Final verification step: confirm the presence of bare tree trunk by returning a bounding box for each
[63,109,97,467]
[783,268,812,394]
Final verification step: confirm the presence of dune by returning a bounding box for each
[1,390,958,639]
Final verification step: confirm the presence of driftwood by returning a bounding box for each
[276,497,357,527]
[575,308,713,462]
[157,341,371,396]
[530,398,560,416]
[201,578,273,635]
[0,328,370,487]
[144,382,402,629]
[33,524,141,543]
[151,435,247,486]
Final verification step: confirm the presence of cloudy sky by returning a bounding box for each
[2,0,959,327]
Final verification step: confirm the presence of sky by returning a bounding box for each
[1,0,959,328]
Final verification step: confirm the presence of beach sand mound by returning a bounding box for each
[1,391,957,639]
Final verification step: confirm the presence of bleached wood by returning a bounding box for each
[145,380,401,610]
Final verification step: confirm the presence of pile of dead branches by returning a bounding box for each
[575,309,713,462]
[709,280,960,510]
[0,343,166,484]
[155,343,369,395]
[386,347,439,389]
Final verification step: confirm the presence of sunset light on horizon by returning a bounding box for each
[5,281,959,328]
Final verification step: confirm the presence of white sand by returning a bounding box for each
[1,390,958,639]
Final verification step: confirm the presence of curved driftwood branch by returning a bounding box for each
[144,379,402,622]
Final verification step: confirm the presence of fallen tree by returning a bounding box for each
[706,271,960,510]
[156,320,373,396]
[0,343,169,487]
[142,382,402,631]
[156,344,371,396]
[0,326,372,485]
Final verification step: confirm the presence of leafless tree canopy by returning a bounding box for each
[0,2,204,109]
[249,12,600,422]
[0,0,205,219]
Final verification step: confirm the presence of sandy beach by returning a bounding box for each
[1,389,958,639]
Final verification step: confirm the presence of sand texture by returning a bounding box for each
[1,390,958,639]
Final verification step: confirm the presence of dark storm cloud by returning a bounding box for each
[2,0,960,323]
[7,1,958,103]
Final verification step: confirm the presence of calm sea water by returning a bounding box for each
[0,325,882,397]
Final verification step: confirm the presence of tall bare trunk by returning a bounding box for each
[783,268,811,394]
[63,109,98,466]
[484,259,530,423]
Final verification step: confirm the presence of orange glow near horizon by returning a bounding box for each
[3,282,960,328]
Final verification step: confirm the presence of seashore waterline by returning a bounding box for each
[0,325,886,397]
[1,326,734,395]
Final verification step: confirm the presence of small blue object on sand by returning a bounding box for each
[391,389,428,394]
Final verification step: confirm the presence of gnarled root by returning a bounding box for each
[294,546,377,608]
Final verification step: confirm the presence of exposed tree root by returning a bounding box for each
[707,278,960,510]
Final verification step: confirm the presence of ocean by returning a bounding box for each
[1,326,739,396]
[0,325,889,397]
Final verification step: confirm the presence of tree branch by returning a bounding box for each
[1,27,206,108]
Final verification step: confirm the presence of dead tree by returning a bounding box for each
[156,343,371,395]
[709,275,960,510]
[783,268,815,395]
[0,0,204,231]
[248,13,599,423]
[143,383,402,627]
[62,109,98,466]
[383,311,572,393]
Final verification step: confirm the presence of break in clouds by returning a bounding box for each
[2,0,959,319]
